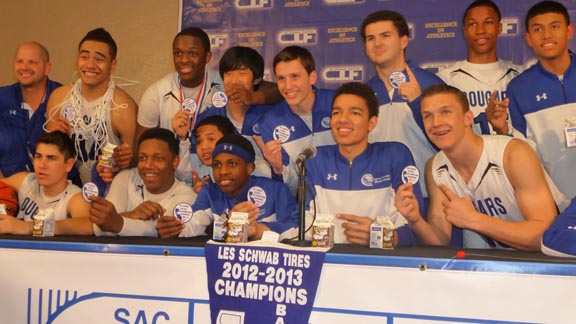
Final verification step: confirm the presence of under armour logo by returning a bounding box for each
[536,93,548,101]
[327,173,338,180]
[224,145,233,151]
[9,110,16,115]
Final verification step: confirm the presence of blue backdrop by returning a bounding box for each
[181,0,576,88]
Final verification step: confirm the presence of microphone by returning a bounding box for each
[295,146,317,165]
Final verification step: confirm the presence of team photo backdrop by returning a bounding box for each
[180,0,576,88]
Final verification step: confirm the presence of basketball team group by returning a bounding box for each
[1,0,576,257]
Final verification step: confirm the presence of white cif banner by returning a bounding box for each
[1,246,575,323]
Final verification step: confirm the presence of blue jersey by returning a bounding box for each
[0,79,61,176]
[198,103,272,137]
[507,53,576,199]
[305,142,422,247]
[258,88,336,167]
[542,198,576,257]
[367,60,443,196]
[181,176,298,237]
[196,103,273,157]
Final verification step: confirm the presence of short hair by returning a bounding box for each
[525,1,570,30]
[422,84,470,113]
[213,134,256,163]
[361,10,410,42]
[175,27,211,54]
[219,46,265,90]
[138,128,179,158]
[36,131,76,160]
[79,28,117,60]
[273,46,316,75]
[463,0,502,23]
[193,115,237,138]
[332,82,379,118]
[17,42,50,62]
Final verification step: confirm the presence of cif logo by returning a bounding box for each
[420,61,456,74]
[234,0,272,9]
[408,23,415,40]
[277,28,318,45]
[322,65,363,82]
[209,33,228,49]
[501,18,519,36]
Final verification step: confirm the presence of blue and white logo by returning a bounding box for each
[234,0,273,10]
[273,125,292,143]
[247,186,267,207]
[209,33,229,49]
[322,65,363,82]
[26,288,192,324]
[501,18,519,36]
[361,174,374,187]
[277,28,318,45]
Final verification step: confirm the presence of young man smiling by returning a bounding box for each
[89,128,196,236]
[505,1,576,200]
[437,0,522,136]
[361,10,444,197]
[46,28,137,184]
[157,134,297,240]
[255,45,335,192]
[400,84,563,251]
[0,131,92,235]
[304,82,422,247]
[173,46,272,186]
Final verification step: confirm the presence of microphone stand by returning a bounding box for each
[290,160,311,247]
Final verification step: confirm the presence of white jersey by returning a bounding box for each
[437,59,522,135]
[525,102,576,201]
[137,70,224,132]
[17,173,80,221]
[64,79,121,184]
[432,135,522,249]
[93,168,197,236]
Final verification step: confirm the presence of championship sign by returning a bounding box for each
[205,241,328,324]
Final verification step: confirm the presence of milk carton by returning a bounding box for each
[226,212,249,243]
[311,214,334,247]
[370,216,395,249]
[32,208,55,237]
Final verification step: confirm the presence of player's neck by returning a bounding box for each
[376,60,405,79]
[467,51,498,64]
[146,177,176,195]
[81,79,110,102]
[290,91,315,116]
[20,77,48,111]
[226,102,248,125]
[376,59,406,90]
[41,179,68,198]
[338,141,368,163]
[540,51,571,76]
[444,133,483,184]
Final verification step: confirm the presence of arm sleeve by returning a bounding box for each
[105,170,132,213]
[179,188,215,237]
[542,198,576,257]
[92,218,158,237]
[137,84,161,128]
[260,183,298,234]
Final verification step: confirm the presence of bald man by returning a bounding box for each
[0,42,62,177]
